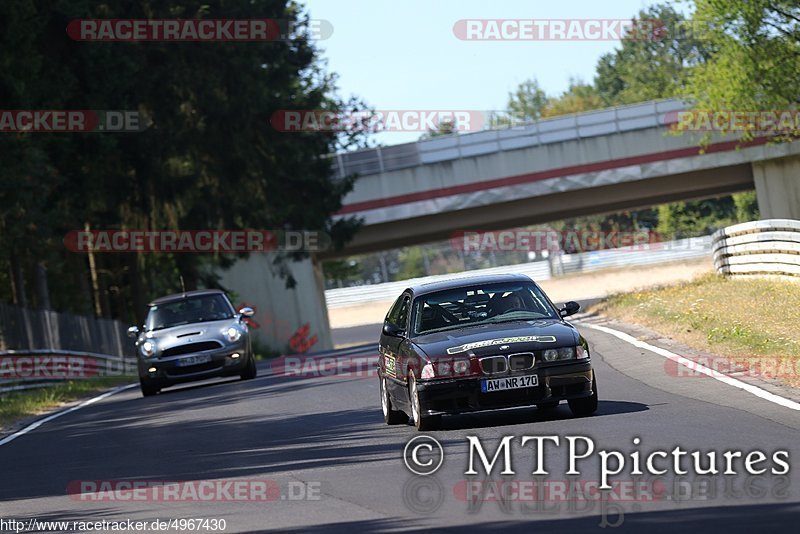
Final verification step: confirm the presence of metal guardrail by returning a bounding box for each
[332,99,687,178]
[0,349,137,394]
[713,219,800,277]
[325,235,713,308]
[325,261,552,308]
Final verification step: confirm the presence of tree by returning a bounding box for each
[419,119,457,140]
[686,0,800,140]
[507,78,549,121]
[595,4,711,106]
[541,78,604,118]
[0,0,362,322]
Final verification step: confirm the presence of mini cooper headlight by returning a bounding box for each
[542,347,577,362]
[225,326,242,342]
[140,340,156,357]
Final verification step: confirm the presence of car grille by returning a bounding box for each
[161,341,223,358]
[479,356,508,375]
[479,353,535,375]
[508,353,535,371]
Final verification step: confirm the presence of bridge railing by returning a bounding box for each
[712,219,800,277]
[332,99,687,178]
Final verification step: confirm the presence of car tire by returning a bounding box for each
[140,378,159,397]
[240,355,258,380]
[408,374,440,431]
[568,376,598,417]
[380,376,408,425]
[537,401,559,411]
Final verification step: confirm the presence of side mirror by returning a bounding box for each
[127,326,140,338]
[559,301,580,318]
[238,307,255,317]
[382,322,405,338]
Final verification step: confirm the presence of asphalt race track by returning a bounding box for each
[1,316,799,533]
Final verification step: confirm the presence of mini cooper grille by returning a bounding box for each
[508,352,535,371]
[479,356,508,375]
[161,341,222,358]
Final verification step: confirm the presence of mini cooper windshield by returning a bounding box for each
[145,294,235,331]
[411,282,559,336]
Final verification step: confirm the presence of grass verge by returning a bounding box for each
[0,376,135,430]
[593,273,800,387]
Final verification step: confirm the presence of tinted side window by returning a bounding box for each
[386,296,404,325]
[396,297,410,331]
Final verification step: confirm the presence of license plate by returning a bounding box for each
[481,375,538,393]
[175,354,212,367]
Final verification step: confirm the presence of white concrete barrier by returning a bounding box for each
[712,219,800,277]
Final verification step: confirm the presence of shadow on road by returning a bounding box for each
[435,400,649,431]
[256,501,800,533]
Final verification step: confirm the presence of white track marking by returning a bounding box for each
[581,322,800,411]
[0,383,137,447]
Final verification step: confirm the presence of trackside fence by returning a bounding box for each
[0,303,136,394]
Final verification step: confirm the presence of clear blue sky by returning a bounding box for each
[302,0,678,144]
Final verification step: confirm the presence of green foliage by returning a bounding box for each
[732,190,759,222]
[507,79,549,121]
[396,246,427,280]
[0,0,362,320]
[595,4,711,106]
[686,0,800,140]
[656,196,740,238]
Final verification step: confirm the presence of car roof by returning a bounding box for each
[407,273,534,297]
[148,289,228,307]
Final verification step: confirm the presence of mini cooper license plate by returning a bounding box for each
[175,354,212,367]
[481,375,538,393]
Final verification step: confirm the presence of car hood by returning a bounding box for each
[140,319,239,349]
[411,319,579,359]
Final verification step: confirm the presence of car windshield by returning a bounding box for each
[411,282,559,336]
[145,294,234,331]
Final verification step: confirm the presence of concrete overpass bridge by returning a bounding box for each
[327,99,800,257]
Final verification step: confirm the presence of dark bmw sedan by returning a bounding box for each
[377,274,597,430]
[128,289,257,396]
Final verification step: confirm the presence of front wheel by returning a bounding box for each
[140,378,159,397]
[568,376,598,417]
[240,355,258,380]
[380,376,408,425]
[409,375,440,431]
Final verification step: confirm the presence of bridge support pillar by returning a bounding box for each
[753,155,800,219]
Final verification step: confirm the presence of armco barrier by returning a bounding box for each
[325,235,713,308]
[712,219,800,277]
[0,349,137,394]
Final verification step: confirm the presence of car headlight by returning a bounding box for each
[140,340,156,357]
[542,347,577,362]
[225,327,242,342]
[576,345,588,359]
